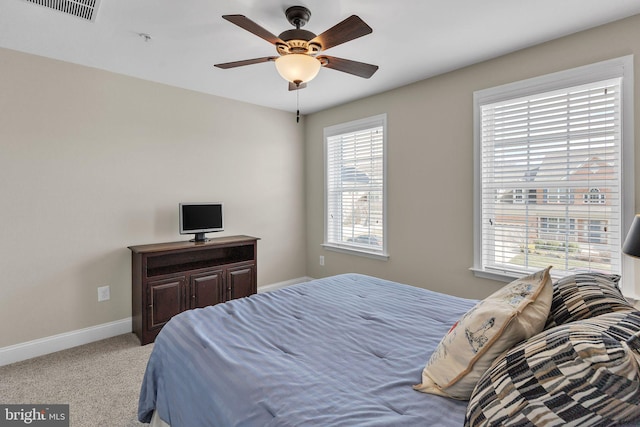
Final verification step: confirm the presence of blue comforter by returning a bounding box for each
[138,273,477,426]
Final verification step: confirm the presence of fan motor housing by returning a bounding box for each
[277,29,320,55]
[279,28,315,42]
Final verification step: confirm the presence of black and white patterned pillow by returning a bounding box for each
[546,273,633,328]
[465,311,640,427]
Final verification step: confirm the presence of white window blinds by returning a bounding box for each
[476,67,630,280]
[324,114,387,257]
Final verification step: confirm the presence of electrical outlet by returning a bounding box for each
[319,255,325,266]
[97,285,110,302]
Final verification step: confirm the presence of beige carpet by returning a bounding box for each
[0,334,153,426]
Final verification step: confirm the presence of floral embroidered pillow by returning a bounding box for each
[414,267,552,400]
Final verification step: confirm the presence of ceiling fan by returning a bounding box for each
[214,6,379,91]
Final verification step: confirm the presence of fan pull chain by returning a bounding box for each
[296,88,300,123]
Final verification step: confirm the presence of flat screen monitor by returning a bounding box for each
[179,203,223,242]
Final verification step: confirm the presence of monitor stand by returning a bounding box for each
[191,233,209,243]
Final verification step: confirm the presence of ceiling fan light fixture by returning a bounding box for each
[275,54,321,85]
[216,8,378,90]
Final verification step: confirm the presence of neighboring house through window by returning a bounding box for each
[323,114,388,259]
[473,56,635,296]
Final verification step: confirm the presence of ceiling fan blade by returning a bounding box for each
[310,15,372,51]
[222,15,286,45]
[288,82,307,91]
[214,56,277,69]
[318,56,379,79]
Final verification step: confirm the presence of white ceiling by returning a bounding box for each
[2,0,640,114]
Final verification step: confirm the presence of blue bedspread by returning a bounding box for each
[138,273,477,426]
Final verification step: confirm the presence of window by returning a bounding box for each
[323,114,387,259]
[544,188,573,204]
[473,56,634,292]
[583,188,605,204]
[513,189,525,204]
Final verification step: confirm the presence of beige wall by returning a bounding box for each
[0,48,307,348]
[3,13,640,351]
[305,14,640,300]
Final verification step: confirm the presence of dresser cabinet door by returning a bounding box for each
[147,277,185,330]
[226,265,256,300]
[190,270,225,309]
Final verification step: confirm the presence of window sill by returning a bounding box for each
[471,267,640,301]
[470,266,570,283]
[322,244,389,261]
[469,267,522,283]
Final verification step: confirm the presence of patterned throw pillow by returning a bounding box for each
[414,267,552,400]
[465,312,640,427]
[546,273,633,328]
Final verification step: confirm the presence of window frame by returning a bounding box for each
[472,56,635,297]
[323,114,389,260]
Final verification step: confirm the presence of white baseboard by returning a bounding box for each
[258,276,314,293]
[0,277,315,367]
[0,318,132,367]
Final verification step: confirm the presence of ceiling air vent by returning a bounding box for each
[24,0,100,22]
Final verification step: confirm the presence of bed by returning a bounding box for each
[138,273,477,426]
[138,272,640,426]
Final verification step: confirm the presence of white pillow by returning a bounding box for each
[414,266,552,400]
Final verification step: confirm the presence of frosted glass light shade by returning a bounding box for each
[275,54,321,84]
